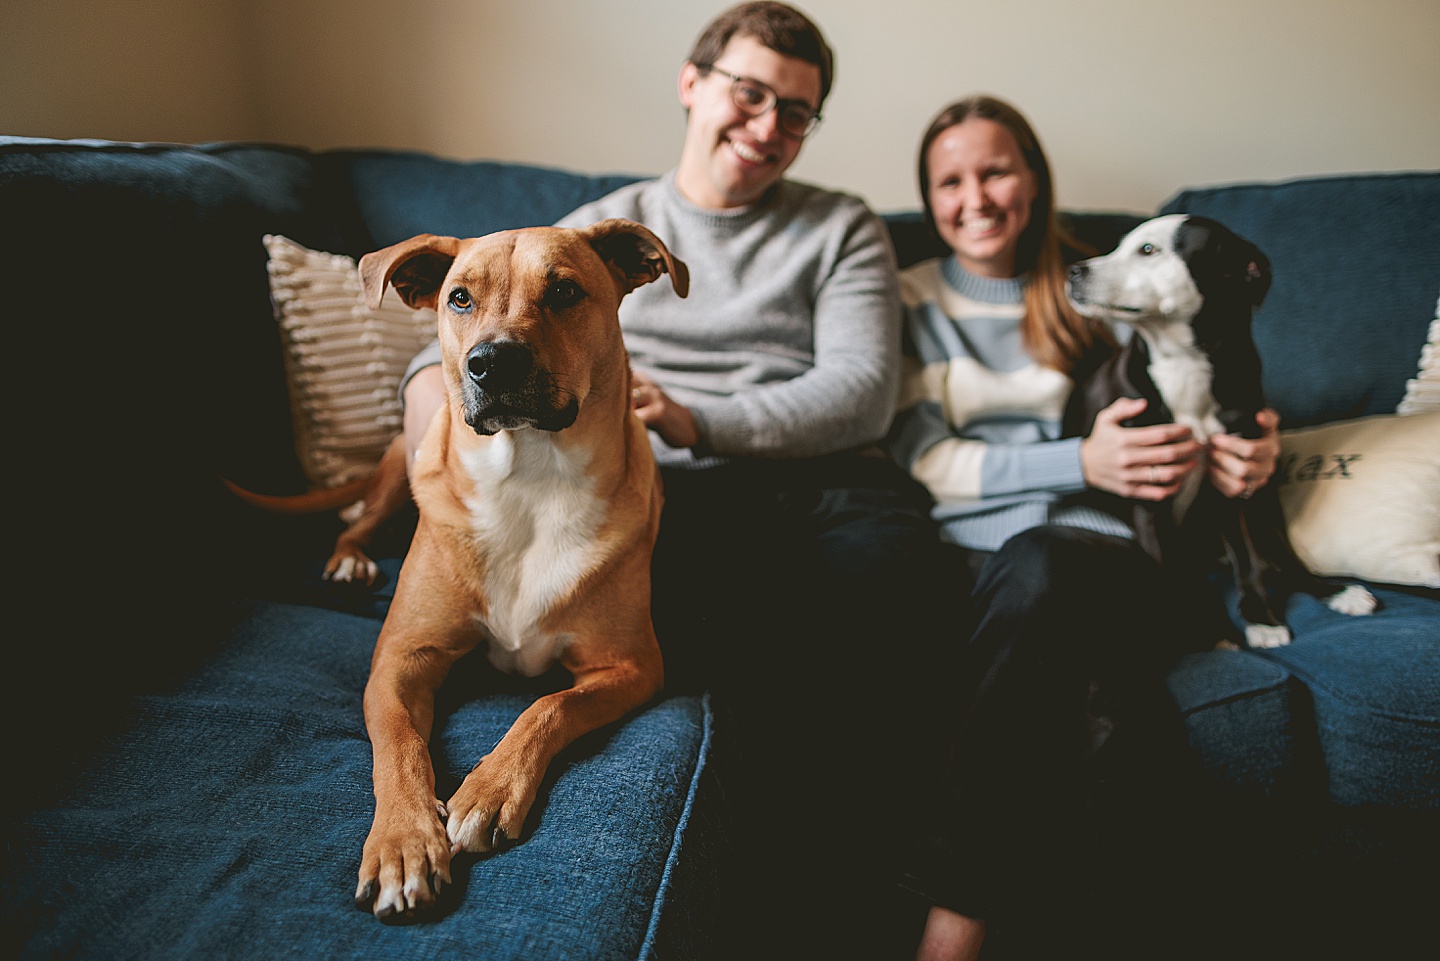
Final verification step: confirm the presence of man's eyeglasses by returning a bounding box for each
[700,66,822,139]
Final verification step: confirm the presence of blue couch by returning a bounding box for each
[2,137,1436,960]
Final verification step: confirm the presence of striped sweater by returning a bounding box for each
[885,256,1131,550]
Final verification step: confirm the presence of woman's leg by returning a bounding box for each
[916,905,987,961]
[902,525,1202,953]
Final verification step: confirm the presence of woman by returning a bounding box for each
[886,96,1282,960]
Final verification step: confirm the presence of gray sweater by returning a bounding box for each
[557,171,901,466]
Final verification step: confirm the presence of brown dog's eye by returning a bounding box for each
[544,279,585,310]
[448,288,473,311]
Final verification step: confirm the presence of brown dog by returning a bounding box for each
[350,219,687,920]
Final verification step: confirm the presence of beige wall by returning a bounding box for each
[3,0,1436,213]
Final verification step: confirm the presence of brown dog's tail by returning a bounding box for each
[222,474,371,515]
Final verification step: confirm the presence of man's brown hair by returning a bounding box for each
[688,2,834,108]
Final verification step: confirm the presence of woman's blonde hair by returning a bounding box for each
[917,95,1106,373]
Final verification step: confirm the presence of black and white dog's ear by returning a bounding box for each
[1184,216,1273,308]
[1237,241,1272,308]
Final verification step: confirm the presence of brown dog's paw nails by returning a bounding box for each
[354,879,377,911]
[373,892,401,920]
[490,826,515,853]
[401,876,433,912]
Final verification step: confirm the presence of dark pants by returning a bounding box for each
[649,453,956,959]
[899,525,1219,957]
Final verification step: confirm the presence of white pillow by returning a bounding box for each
[1395,294,1438,414]
[264,234,437,487]
[1276,410,1440,588]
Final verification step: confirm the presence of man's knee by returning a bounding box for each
[809,485,940,581]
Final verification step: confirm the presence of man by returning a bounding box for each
[402,4,944,955]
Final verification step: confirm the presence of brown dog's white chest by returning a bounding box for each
[456,431,608,676]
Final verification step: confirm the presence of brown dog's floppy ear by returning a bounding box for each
[580,219,690,299]
[358,234,462,310]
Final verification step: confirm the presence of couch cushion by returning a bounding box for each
[1167,649,1309,799]
[1256,585,1440,809]
[1168,579,1440,809]
[331,150,641,251]
[1159,172,1440,428]
[5,600,728,961]
[0,138,643,496]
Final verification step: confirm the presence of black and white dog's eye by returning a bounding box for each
[1138,243,1158,256]
[448,288,473,311]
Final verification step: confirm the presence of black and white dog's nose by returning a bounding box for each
[1068,262,1088,282]
[467,341,534,388]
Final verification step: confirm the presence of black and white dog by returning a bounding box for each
[1064,214,1376,648]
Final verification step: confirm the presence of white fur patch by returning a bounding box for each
[1326,584,1379,617]
[458,431,606,676]
[1245,623,1292,648]
[448,805,493,852]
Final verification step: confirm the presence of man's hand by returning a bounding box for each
[630,371,699,449]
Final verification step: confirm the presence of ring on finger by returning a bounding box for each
[1150,465,1159,485]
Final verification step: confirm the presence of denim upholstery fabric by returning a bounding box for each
[1169,585,1440,808]
[1166,650,1302,798]
[5,601,725,961]
[334,151,640,251]
[0,139,638,498]
[1259,587,1440,809]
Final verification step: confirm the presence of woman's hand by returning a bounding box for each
[629,371,699,449]
[1081,397,1203,501]
[1208,408,1281,500]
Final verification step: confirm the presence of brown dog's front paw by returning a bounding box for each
[324,546,380,585]
[355,799,453,920]
[445,761,537,855]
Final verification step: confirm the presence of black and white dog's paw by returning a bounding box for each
[1327,584,1379,617]
[1245,623,1293,648]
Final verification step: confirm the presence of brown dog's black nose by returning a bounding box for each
[467,341,534,388]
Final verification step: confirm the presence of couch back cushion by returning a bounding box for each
[0,139,642,495]
[329,150,640,252]
[1159,172,1440,428]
